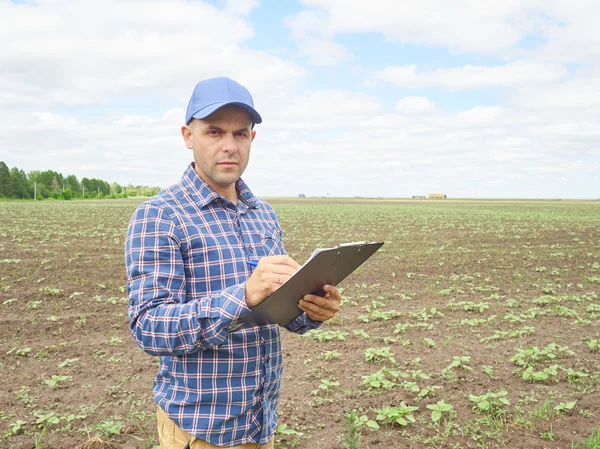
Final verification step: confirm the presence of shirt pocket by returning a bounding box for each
[259,228,283,257]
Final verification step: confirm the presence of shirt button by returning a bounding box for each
[249,246,254,253]
[265,356,270,362]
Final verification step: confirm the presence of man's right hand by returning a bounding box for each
[245,255,301,307]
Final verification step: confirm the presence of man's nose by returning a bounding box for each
[222,133,239,153]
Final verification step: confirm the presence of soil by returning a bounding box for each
[0,199,599,449]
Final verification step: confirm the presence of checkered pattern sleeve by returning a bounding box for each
[283,313,322,334]
[125,203,251,356]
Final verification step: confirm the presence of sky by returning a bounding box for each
[0,0,599,199]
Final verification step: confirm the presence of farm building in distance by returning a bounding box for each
[428,193,447,198]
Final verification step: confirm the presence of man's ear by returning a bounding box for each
[181,124,194,149]
[251,129,256,142]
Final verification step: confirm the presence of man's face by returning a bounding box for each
[182,105,256,196]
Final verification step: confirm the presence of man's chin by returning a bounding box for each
[214,174,240,187]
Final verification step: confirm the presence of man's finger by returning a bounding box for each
[299,298,338,315]
[298,302,328,321]
[260,255,301,270]
[302,294,340,310]
[267,264,298,277]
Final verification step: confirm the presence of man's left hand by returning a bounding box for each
[298,284,341,322]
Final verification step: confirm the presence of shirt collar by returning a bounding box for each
[180,162,258,210]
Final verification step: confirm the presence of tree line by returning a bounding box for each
[0,161,162,200]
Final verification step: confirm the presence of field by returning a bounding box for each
[1,199,599,449]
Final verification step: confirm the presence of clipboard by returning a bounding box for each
[239,241,384,329]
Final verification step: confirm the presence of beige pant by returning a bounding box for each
[157,406,275,449]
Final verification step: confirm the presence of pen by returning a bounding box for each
[247,259,259,270]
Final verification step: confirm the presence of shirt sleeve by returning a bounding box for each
[283,312,322,334]
[125,202,251,356]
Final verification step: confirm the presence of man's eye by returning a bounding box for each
[208,130,221,136]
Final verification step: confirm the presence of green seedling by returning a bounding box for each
[44,375,72,390]
[362,368,407,390]
[426,400,454,424]
[587,339,599,353]
[323,350,341,361]
[4,419,26,438]
[352,329,370,339]
[276,423,304,437]
[316,379,339,394]
[364,347,396,364]
[521,365,560,382]
[304,330,348,342]
[442,355,472,375]
[93,419,123,437]
[468,390,510,419]
[342,412,379,449]
[423,338,436,348]
[376,403,419,427]
[554,401,577,415]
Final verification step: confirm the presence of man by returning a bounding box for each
[125,77,342,449]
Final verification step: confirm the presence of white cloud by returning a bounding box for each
[512,68,600,110]
[395,97,437,115]
[372,61,566,90]
[296,0,600,62]
[285,10,353,66]
[223,0,260,15]
[0,0,306,109]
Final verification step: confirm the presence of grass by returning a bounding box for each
[574,425,600,449]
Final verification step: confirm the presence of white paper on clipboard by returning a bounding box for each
[236,241,384,329]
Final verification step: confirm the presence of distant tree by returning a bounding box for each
[111,182,123,195]
[0,161,11,197]
[9,167,29,199]
[2,162,160,200]
[61,188,73,200]
[81,177,92,198]
[65,174,80,197]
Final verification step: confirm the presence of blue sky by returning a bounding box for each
[0,0,598,198]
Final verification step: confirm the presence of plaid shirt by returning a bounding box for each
[125,163,320,447]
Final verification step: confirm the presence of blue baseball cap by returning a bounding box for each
[185,77,262,126]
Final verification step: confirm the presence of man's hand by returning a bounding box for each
[245,255,301,307]
[298,284,341,322]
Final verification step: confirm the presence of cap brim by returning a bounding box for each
[188,102,262,125]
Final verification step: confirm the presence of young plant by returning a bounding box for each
[376,403,419,427]
[426,400,454,425]
[468,390,510,420]
[305,330,348,342]
[587,339,599,353]
[521,365,560,382]
[93,419,123,438]
[322,350,341,361]
[4,419,26,438]
[364,347,396,364]
[33,412,60,449]
[362,368,407,390]
[442,355,472,377]
[44,375,72,390]
[342,412,379,449]
[554,401,577,415]
[352,329,370,339]
[316,378,339,394]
